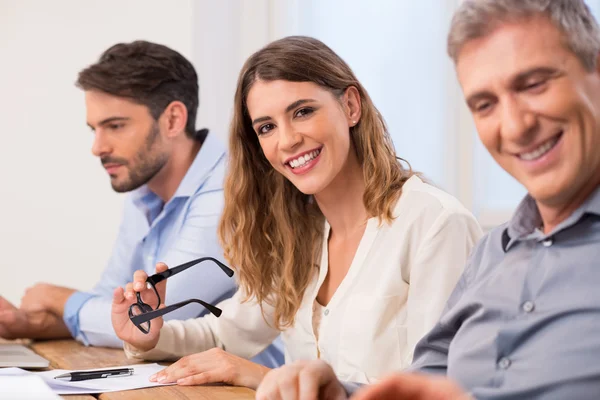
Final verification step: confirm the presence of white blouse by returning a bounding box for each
[125,176,483,383]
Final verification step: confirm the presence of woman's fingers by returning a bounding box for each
[113,286,125,304]
[124,282,135,300]
[133,270,149,291]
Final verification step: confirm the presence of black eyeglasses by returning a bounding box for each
[128,256,234,334]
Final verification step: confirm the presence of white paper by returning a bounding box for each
[0,363,173,395]
[0,375,61,400]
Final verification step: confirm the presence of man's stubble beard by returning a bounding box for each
[111,122,169,193]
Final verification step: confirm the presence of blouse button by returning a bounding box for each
[324,309,329,316]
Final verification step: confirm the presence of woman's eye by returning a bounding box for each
[258,123,275,135]
[295,107,314,118]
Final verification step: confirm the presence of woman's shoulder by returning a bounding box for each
[395,175,473,218]
[385,175,482,243]
[386,175,481,238]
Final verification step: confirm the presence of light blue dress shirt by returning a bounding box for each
[63,132,283,367]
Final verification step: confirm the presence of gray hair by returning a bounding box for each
[448,0,600,70]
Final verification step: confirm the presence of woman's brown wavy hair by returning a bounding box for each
[218,36,414,330]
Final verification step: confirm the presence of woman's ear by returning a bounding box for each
[344,86,362,127]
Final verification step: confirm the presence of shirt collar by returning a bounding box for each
[170,131,226,199]
[502,184,600,252]
[131,131,226,208]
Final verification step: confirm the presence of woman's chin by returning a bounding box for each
[285,170,331,197]
[291,181,325,196]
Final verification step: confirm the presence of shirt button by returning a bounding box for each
[542,238,553,247]
[522,301,535,313]
[324,309,329,316]
[498,357,511,370]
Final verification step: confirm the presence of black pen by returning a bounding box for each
[54,367,134,382]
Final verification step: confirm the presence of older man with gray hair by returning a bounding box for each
[254,0,600,399]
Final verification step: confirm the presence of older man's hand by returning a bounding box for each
[353,373,470,400]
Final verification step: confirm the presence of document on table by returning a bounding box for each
[0,363,173,395]
[0,375,61,400]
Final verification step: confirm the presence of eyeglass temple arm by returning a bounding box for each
[130,299,223,326]
[149,257,234,285]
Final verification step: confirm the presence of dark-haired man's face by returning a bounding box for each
[85,90,168,193]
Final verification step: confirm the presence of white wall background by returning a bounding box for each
[291,0,461,200]
[2,0,600,304]
[0,0,193,304]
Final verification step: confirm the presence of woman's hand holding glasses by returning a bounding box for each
[112,257,233,353]
[111,263,168,352]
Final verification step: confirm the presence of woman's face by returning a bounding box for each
[246,79,361,195]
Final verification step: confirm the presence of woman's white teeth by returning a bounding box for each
[290,149,320,168]
[519,136,560,161]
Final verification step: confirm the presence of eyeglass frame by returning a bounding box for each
[128,256,234,334]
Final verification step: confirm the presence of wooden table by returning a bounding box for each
[29,340,255,400]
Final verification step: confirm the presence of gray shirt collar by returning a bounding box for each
[503,184,600,252]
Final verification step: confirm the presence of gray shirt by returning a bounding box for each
[408,185,600,399]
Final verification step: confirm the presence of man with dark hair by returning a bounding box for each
[0,40,283,368]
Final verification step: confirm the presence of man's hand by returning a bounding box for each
[353,374,470,400]
[20,283,75,316]
[0,296,70,339]
[256,360,347,400]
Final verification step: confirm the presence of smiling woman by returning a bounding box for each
[247,80,360,204]
[226,36,414,328]
[112,36,483,390]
